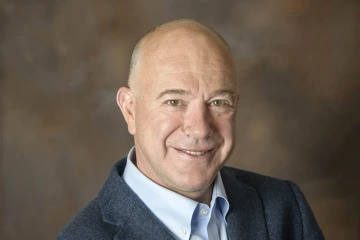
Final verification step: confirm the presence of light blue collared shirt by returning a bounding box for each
[122,147,229,240]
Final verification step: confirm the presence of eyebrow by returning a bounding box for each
[155,88,238,100]
[156,89,190,99]
[210,89,238,101]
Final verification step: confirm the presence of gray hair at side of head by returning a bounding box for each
[127,19,234,95]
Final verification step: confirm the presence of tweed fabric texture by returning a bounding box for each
[56,158,324,240]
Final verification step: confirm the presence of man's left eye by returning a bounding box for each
[167,100,182,106]
[210,100,227,106]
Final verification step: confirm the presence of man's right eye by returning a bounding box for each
[166,100,182,106]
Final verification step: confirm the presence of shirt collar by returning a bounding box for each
[122,146,229,238]
[211,169,230,224]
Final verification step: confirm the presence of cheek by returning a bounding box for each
[213,114,235,131]
[214,117,236,142]
[140,110,183,142]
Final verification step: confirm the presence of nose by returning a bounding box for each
[182,103,213,139]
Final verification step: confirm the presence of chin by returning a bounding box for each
[176,178,213,192]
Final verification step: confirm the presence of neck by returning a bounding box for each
[183,184,214,206]
[133,151,215,206]
[135,164,214,206]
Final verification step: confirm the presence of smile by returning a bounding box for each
[184,150,207,156]
[175,148,215,157]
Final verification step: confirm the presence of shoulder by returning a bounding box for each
[221,166,325,239]
[221,165,293,192]
[221,165,305,208]
[55,198,117,240]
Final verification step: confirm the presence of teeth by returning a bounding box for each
[184,150,206,155]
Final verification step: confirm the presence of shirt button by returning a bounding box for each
[180,227,187,235]
[200,209,208,216]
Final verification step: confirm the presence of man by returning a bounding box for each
[56,19,324,240]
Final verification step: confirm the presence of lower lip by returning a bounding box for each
[174,148,215,158]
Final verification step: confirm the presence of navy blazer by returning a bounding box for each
[56,158,324,239]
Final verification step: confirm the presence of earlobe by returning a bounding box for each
[116,87,136,135]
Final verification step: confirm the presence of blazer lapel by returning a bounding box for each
[98,159,269,239]
[98,158,175,240]
[221,167,269,240]
[112,203,176,240]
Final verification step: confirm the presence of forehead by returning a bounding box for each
[145,29,231,63]
[154,55,234,87]
[139,30,237,91]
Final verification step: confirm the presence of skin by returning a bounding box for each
[117,21,239,205]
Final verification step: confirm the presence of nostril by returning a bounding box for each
[183,124,213,139]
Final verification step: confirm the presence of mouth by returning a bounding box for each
[174,148,215,157]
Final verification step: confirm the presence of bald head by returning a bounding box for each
[128,19,236,93]
[117,19,239,202]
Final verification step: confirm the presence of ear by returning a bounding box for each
[116,87,136,135]
[236,89,241,104]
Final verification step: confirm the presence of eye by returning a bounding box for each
[209,99,235,113]
[210,99,227,106]
[166,99,182,106]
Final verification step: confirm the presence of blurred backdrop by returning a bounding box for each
[1,0,359,239]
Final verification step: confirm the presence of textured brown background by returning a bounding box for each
[1,0,359,239]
